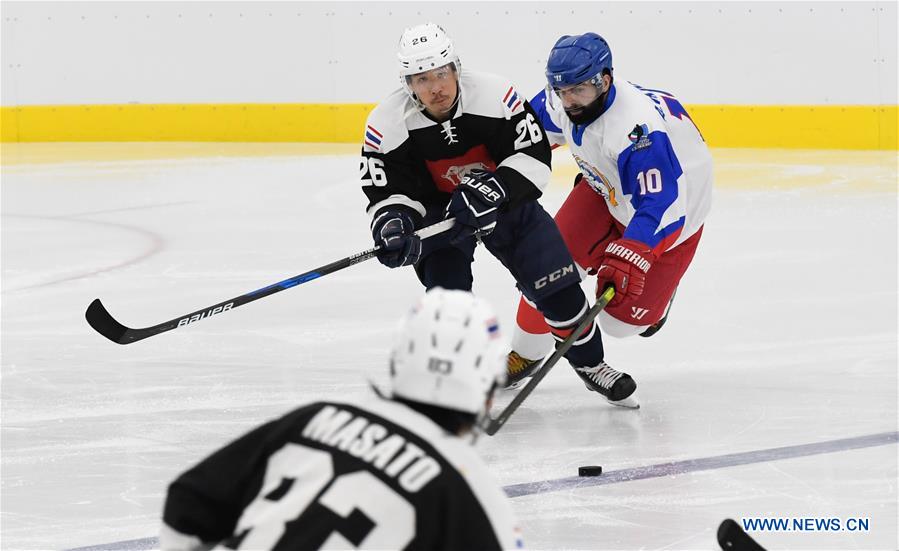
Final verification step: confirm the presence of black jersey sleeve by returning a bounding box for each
[361,143,427,226]
[360,94,430,225]
[161,407,315,547]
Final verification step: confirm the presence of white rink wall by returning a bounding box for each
[2,1,896,106]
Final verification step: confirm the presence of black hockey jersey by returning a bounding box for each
[360,70,552,222]
[161,396,522,550]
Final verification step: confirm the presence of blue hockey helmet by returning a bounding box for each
[545,32,613,89]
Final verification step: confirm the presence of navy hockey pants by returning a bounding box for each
[413,200,605,365]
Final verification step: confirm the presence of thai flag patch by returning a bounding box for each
[503,86,522,114]
[364,125,383,151]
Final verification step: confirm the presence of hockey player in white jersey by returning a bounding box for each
[507,32,713,389]
[362,23,637,407]
[160,289,523,550]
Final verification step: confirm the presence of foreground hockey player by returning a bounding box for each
[160,289,522,550]
[361,22,636,407]
[507,32,713,387]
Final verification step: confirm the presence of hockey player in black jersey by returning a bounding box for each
[161,289,522,550]
[362,23,637,407]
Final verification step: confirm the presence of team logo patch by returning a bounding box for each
[628,124,652,151]
[443,162,490,188]
[627,124,646,143]
[574,155,618,207]
[424,144,497,193]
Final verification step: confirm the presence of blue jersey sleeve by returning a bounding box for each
[616,129,686,253]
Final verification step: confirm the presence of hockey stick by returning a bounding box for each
[717,519,767,551]
[482,286,616,436]
[86,218,457,345]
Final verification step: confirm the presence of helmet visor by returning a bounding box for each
[405,63,456,86]
[545,76,603,112]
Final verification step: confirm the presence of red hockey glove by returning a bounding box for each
[595,238,655,306]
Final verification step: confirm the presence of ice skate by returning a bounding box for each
[505,351,543,390]
[574,361,639,408]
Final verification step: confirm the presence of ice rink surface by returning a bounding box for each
[2,143,897,550]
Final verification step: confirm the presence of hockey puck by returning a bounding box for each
[578,465,603,477]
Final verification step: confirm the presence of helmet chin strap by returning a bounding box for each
[442,88,461,114]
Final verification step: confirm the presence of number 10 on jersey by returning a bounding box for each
[636,168,663,195]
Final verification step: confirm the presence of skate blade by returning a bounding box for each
[582,382,641,409]
[607,395,640,409]
[504,378,530,391]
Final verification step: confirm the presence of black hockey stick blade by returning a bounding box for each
[717,519,767,551]
[86,298,131,344]
[85,218,457,345]
[482,286,615,436]
[86,294,248,345]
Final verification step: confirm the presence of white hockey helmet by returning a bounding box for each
[390,289,506,415]
[397,23,462,107]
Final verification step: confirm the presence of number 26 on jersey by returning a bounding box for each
[361,157,387,186]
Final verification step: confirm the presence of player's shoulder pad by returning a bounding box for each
[364,88,414,155]
[460,70,527,120]
[606,79,671,156]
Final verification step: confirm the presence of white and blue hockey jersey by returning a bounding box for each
[533,79,713,254]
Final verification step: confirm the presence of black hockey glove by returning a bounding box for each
[445,169,508,243]
[371,209,421,268]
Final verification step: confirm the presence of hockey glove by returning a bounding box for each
[371,209,421,268]
[445,169,508,243]
[595,238,655,306]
